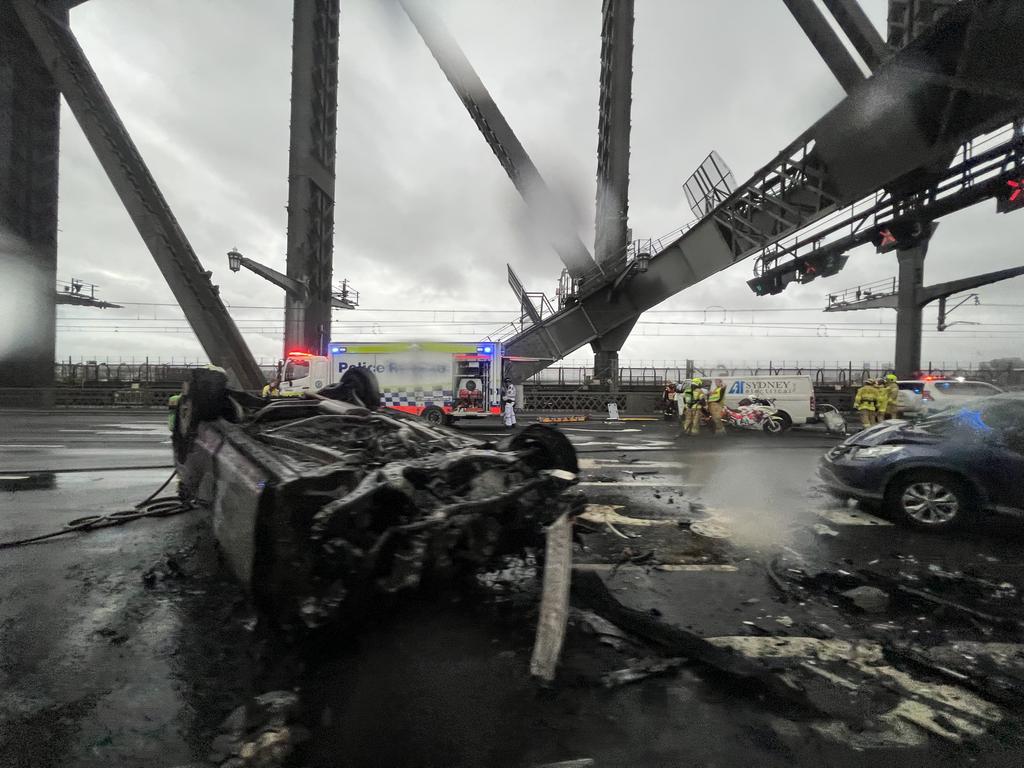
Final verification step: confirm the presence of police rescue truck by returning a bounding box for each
[279,341,505,425]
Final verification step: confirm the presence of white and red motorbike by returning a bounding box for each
[712,397,786,434]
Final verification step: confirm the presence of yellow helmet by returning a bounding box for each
[692,377,703,386]
[885,373,897,382]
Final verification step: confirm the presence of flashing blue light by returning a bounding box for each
[484,346,492,353]
[955,407,992,433]
[330,346,346,354]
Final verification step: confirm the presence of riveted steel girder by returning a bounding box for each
[12,0,264,389]
[400,0,597,281]
[285,0,340,357]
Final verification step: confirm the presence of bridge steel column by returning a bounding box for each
[594,0,633,272]
[894,240,928,378]
[590,0,635,390]
[12,0,264,389]
[0,3,63,389]
[284,0,340,357]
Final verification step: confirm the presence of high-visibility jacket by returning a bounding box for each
[885,381,899,410]
[681,386,707,410]
[854,385,877,412]
[261,384,279,398]
[873,384,890,414]
[167,393,181,432]
[708,386,725,403]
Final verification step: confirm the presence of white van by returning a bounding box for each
[713,375,816,429]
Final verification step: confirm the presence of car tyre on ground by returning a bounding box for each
[884,470,976,530]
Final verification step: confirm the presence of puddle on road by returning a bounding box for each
[0,473,56,491]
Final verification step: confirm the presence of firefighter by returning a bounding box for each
[872,378,889,422]
[882,373,900,419]
[853,377,878,429]
[706,378,727,435]
[676,377,707,437]
[261,377,281,398]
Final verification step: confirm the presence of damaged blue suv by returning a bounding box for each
[818,394,1024,530]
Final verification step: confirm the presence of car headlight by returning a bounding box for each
[852,445,902,460]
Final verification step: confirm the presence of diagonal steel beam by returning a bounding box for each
[594,0,633,271]
[918,265,1024,305]
[781,0,866,92]
[821,0,889,70]
[399,0,597,281]
[12,0,263,389]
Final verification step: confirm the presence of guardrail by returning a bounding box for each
[0,387,180,408]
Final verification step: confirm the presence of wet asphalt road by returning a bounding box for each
[2,410,1024,767]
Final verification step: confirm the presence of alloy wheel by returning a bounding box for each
[900,482,959,525]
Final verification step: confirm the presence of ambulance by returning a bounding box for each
[279,341,505,425]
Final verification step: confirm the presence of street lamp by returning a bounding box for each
[227,247,243,272]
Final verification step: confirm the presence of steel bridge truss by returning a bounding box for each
[752,121,1024,290]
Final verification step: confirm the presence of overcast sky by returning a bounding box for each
[51,0,1024,370]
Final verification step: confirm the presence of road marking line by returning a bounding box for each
[578,480,695,488]
[816,507,894,527]
[699,505,894,528]
[0,444,64,449]
[578,459,686,469]
[561,428,641,434]
[573,563,738,573]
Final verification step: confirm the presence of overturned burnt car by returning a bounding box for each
[171,367,580,633]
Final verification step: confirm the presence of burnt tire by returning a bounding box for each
[188,368,229,422]
[509,424,578,474]
[885,470,975,531]
[421,406,445,426]
[325,367,380,409]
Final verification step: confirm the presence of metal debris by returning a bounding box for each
[571,570,817,712]
[841,586,890,614]
[689,519,732,539]
[530,511,575,683]
[601,657,685,687]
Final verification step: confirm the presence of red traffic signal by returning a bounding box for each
[870,221,928,253]
[997,178,1024,213]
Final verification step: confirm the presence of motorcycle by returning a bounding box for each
[702,397,785,434]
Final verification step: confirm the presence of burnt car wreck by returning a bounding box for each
[171,368,581,635]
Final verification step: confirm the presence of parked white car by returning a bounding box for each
[897,378,1003,415]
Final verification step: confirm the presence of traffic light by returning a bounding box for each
[870,220,927,253]
[996,177,1024,213]
[748,272,783,296]
[796,252,849,284]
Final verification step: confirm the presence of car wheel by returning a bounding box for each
[775,411,793,431]
[509,424,579,474]
[885,471,974,530]
[421,406,445,426]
